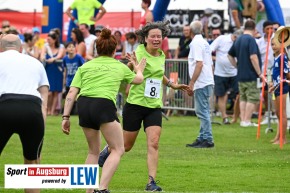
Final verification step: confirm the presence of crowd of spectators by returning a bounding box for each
[0,20,142,115]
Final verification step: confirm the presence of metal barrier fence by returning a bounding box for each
[51,59,194,114]
[163,59,195,112]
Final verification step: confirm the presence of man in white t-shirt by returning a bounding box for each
[79,23,96,53]
[210,29,243,124]
[186,20,215,148]
[256,21,274,125]
[0,34,49,193]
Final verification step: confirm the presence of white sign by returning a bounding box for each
[5,164,99,189]
[283,8,290,26]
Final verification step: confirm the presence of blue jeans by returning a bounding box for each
[194,85,214,142]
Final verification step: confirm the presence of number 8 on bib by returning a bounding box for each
[144,78,161,99]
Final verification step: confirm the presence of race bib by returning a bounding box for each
[144,78,161,99]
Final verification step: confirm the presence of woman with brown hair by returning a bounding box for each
[62,28,146,193]
[71,27,86,58]
[113,30,124,60]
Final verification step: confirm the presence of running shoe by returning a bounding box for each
[98,145,110,167]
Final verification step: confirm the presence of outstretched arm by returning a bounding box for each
[163,75,191,92]
[126,52,146,84]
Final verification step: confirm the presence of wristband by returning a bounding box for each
[62,115,70,118]
[166,80,172,87]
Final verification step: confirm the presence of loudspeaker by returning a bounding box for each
[242,0,257,19]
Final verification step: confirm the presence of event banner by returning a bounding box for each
[5,164,99,189]
[165,10,224,37]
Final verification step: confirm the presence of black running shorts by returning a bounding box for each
[122,103,162,132]
[77,96,119,130]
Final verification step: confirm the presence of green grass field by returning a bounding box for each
[1,115,290,193]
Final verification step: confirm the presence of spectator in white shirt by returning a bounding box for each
[0,34,49,193]
[210,29,243,124]
[122,32,139,59]
[186,20,215,148]
[79,23,96,54]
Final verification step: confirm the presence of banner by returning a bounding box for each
[63,12,141,41]
[0,11,141,41]
[5,164,99,189]
[0,11,42,34]
[165,10,224,37]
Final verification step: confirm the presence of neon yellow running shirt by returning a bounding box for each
[70,0,102,25]
[71,56,136,104]
[127,44,165,108]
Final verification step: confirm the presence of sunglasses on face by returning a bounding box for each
[2,25,10,28]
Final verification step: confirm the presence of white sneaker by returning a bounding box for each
[270,115,278,123]
[215,111,221,117]
[240,121,246,127]
[260,117,269,125]
[271,114,277,119]
[240,121,258,127]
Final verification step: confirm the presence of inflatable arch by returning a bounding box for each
[263,0,285,25]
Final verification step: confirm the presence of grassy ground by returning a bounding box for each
[1,115,290,193]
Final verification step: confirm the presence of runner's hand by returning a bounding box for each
[134,58,146,73]
[62,120,70,135]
